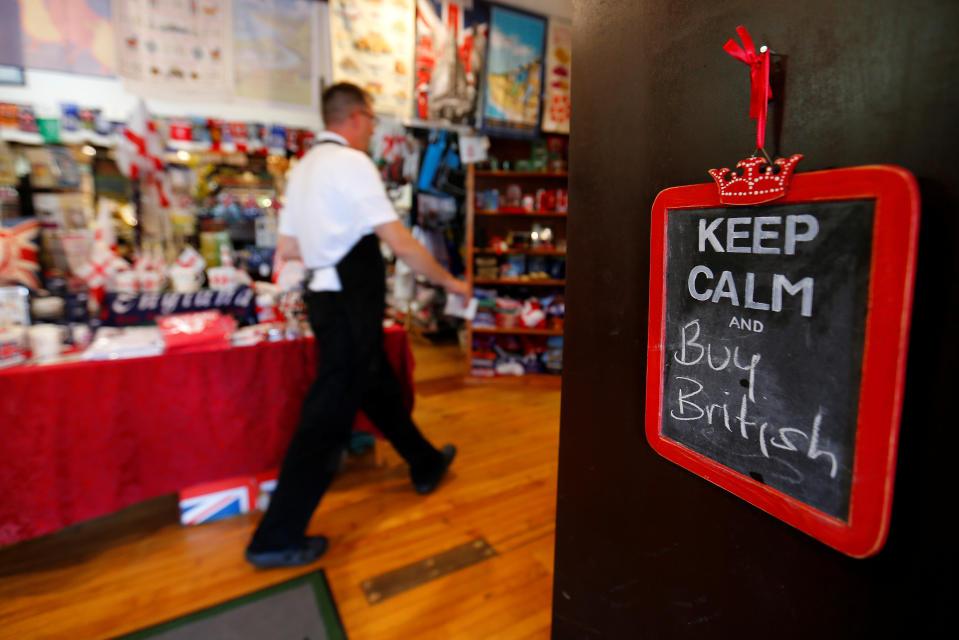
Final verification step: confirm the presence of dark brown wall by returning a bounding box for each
[554,1,958,636]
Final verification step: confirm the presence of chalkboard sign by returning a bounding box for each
[646,166,919,557]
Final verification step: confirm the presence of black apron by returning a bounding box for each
[304,138,387,380]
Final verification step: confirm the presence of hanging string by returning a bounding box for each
[722,26,772,151]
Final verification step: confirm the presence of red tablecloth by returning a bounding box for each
[0,325,413,546]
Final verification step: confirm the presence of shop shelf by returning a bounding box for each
[466,153,568,377]
[473,248,566,256]
[475,209,567,216]
[473,278,565,286]
[470,326,564,336]
[475,170,568,178]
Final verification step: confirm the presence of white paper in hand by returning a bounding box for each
[444,294,478,320]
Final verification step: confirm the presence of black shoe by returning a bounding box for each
[413,444,457,495]
[245,535,329,569]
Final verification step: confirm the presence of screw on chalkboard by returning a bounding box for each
[760,45,789,159]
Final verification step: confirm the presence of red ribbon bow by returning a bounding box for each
[722,26,772,149]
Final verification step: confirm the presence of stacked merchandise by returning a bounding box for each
[0,103,315,368]
[469,287,563,377]
[0,102,317,157]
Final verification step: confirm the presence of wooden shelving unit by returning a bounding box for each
[473,248,566,256]
[475,209,567,217]
[473,278,566,286]
[471,326,563,336]
[474,170,568,178]
[465,158,568,377]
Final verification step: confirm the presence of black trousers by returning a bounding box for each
[249,238,443,551]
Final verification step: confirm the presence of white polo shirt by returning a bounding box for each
[278,131,398,291]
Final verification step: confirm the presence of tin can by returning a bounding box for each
[485,189,499,211]
[535,188,546,211]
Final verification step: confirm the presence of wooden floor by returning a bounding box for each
[0,341,562,640]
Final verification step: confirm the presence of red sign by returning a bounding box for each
[646,165,919,557]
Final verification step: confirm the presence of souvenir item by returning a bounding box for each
[169,265,203,293]
[0,325,26,368]
[542,19,571,134]
[0,285,30,326]
[27,323,62,362]
[100,286,256,326]
[158,310,235,353]
[0,219,40,289]
[206,265,239,292]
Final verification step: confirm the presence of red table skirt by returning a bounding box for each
[0,325,413,546]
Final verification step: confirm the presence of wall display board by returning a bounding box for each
[329,0,416,118]
[479,4,545,138]
[113,0,234,101]
[540,18,570,134]
[645,165,920,557]
[233,0,318,107]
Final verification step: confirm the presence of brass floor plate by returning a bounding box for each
[360,538,497,604]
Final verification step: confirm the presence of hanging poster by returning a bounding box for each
[15,0,115,77]
[233,0,318,107]
[0,0,24,68]
[413,0,489,123]
[113,0,234,101]
[329,0,416,118]
[480,4,546,138]
[541,18,570,134]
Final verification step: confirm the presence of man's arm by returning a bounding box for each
[276,234,302,261]
[374,220,470,298]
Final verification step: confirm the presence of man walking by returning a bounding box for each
[246,83,469,568]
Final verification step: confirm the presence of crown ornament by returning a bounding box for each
[708,153,803,205]
[709,27,803,205]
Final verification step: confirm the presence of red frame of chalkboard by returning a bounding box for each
[646,165,919,558]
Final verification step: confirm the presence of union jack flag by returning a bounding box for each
[178,477,257,526]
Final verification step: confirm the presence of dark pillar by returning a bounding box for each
[554,1,958,636]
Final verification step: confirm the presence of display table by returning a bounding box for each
[0,325,413,546]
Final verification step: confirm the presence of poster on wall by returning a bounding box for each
[15,0,115,77]
[113,0,234,101]
[541,18,570,134]
[414,0,488,123]
[233,0,318,108]
[0,0,24,70]
[480,4,546,138]
[328,0,416,118]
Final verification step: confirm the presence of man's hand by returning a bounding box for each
[443,276,470,299]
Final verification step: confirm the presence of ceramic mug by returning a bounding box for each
[206,266,238,292]
[139,271,164,293]
[112,270,138,294]
[169,266,202,293]
[28,323,62,362]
